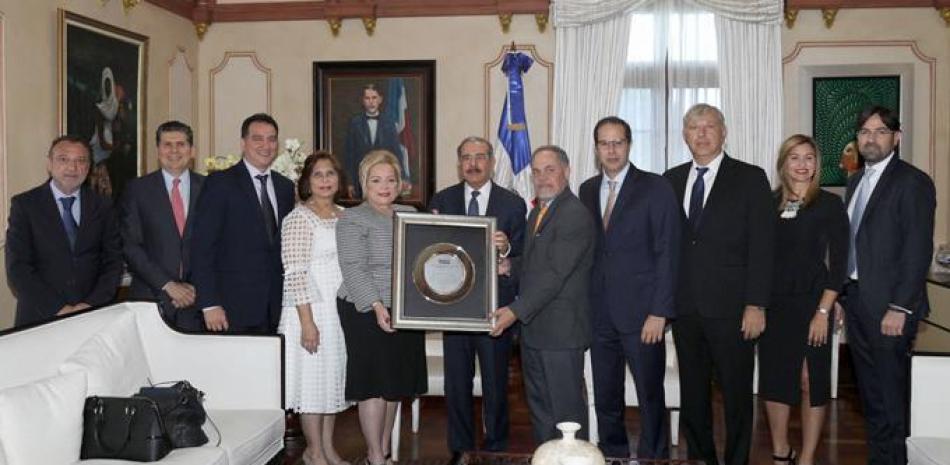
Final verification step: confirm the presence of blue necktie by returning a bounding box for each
[847,169,873,276]
[688,167,709,231]
[60,196,78,251]
[467,190,480,216]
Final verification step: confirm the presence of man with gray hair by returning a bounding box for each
[428,136,526,463]
[491,145,595,444]
[663,104,774,465]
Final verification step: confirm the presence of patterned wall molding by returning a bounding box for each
[167,46,195,126]
[483,43,554,145]
[209,51,272,157]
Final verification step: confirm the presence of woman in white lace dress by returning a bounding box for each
[279,152,351,465]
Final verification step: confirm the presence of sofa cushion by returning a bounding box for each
[0,371,87,465]
[59,312,151,396]
[908,437,950,465]
[204,409,284,465]
[76,446,227,465]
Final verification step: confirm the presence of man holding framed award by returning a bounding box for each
[490,145,596,445]
[429,136,527,464]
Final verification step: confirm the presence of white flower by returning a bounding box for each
[284,138,301,153]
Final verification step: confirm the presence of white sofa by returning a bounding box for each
[0,302,285,465]
[908,353,950,465]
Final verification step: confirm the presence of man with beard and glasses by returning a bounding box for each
[428,136,526,464]
[842,106,935,465]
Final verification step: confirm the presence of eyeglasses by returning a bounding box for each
[596,140,628,149]
[856,128,895,138]
[460,153,490,162]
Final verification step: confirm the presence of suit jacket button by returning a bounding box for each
[691,240,697,245]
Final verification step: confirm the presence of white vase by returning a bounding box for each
[531,422,605,465]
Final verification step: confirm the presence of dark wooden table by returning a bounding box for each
[461,451,704,464]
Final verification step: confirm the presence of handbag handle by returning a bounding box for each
[91,398,136,456]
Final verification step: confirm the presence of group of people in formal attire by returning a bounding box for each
[5,102,935,465]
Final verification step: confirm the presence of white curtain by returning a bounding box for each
[551,12,632,189]
[715,16,783,182]
[552,0,782,183]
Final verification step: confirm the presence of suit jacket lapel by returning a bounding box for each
[185,171,203,237]
[586,174,605,231]
[668,164,689,205]
[700,155,732,221]
[860,156,901,229]
[234,162,271,241]
[40,184,73,254]
[147,171,180,240]
[606,165,641,234]
[74,186,95,250]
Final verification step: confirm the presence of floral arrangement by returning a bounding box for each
[271,138,307,182]
[202,154,240,174]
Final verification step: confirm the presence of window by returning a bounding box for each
[618,8,719,173]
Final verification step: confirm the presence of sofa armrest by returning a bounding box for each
[910,352,950,439]
[130,303,283,410]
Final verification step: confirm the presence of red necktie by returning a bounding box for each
[171,178,186,237]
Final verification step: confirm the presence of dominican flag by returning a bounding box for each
[493,52,534,205]
[387,78,414,182]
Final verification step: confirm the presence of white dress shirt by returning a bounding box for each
[463,180,493,216]
[682,152,725,215]
[243,159,279,225]
[161,170,191,216]
[599,164,630,217]
[50,180,82,225]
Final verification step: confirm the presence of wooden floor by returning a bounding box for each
[282,349,869,465]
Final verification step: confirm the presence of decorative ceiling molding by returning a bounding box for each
[783,0,950,28]
[145,0,550,22]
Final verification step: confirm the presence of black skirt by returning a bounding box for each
[758,292,834,407]
[337,298,427,401]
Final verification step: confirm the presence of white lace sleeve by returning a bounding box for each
[281,209,316,307]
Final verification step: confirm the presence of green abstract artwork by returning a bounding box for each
[813,76,899,186]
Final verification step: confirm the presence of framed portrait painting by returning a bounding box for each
[314,60,435,209]
[58,9,148,200]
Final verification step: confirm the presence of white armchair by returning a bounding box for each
[907,353,950,465]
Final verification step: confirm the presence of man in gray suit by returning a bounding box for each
[120,121,205,330]
[491,145,595,444]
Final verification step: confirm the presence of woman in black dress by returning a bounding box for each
[759,134,848,465]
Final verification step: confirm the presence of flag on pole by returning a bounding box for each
[493,52,534,205]
[387,78,414,183]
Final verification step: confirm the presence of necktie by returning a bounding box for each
[467,191,481,216]
[533,203,548,233]
[847,169,873,277]
[688,167,709,231]
[170,178,186,237]
[60,196,78,251]
[255,174,277,243]
[603,180,618,231]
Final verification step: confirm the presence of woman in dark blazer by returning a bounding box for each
[336,150,426,465]
[758,134,848,465]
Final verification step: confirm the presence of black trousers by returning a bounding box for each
[672,314,754,465]
[443,330,513,452]
[591,319,669,459]
[843,281,917,465]
[521,345,589,446]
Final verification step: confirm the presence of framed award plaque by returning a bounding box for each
[392,212,497,332]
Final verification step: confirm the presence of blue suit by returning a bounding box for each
[428,181,526,453]
[579,164,681,459]
[189,161,294,333]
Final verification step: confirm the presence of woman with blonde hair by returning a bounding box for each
[336,150,427,465]
[279,152,351,465]
[758,134,848,465]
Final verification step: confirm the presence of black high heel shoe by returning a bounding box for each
[773,448,797,464]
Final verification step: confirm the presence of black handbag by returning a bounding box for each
[138,381,210,448]
[80,396,172,462]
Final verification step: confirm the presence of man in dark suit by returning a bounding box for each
[491,145,595,445]
[844,106,935,465]
[343,84,407,198]
[6,135,123,327]
[662,104,774,465]
[120,121,205,331]
[429,136,527,463]
[580,117,681,459]
[190,113,295,334]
